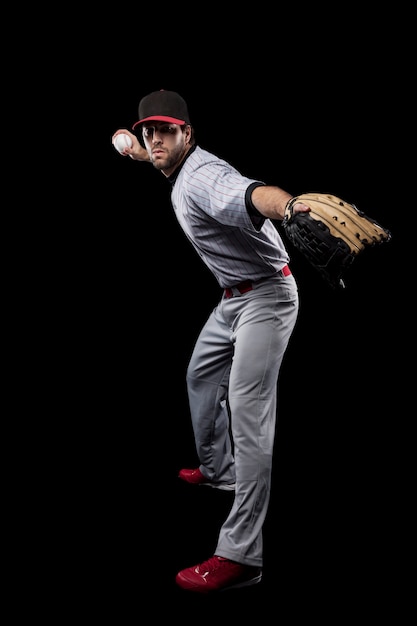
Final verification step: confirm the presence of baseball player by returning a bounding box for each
[112,89,310,593]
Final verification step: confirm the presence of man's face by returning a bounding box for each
[142,122,189,175]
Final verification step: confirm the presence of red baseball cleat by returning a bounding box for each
[175,555,262,593]
[178,468,235,491]
[178,468,207,484]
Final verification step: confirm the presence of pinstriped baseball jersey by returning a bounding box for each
[170,146,290,289]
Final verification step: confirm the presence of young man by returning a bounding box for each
[112,90,310,593]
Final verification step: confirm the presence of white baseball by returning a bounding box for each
[113,133,133,153]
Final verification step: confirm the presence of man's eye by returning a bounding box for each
[143,125,178,137]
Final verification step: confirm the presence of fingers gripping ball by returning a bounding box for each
[113,133,133,154]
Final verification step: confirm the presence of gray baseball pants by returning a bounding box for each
[185,271,299,568]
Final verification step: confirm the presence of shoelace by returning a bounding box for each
[197,556,230,574]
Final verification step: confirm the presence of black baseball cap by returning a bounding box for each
[132,90,191,130]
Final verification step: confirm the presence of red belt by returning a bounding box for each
[224,265,291,299]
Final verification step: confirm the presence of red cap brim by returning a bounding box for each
[132,115,186,130]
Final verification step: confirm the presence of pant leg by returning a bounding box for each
[186,306,236,484]
[215,274,299,567]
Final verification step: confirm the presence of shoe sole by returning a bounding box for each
[176,572,262,593]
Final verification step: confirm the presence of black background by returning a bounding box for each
[59,17,410,619]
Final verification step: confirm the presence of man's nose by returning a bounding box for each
[152,129,163,142]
